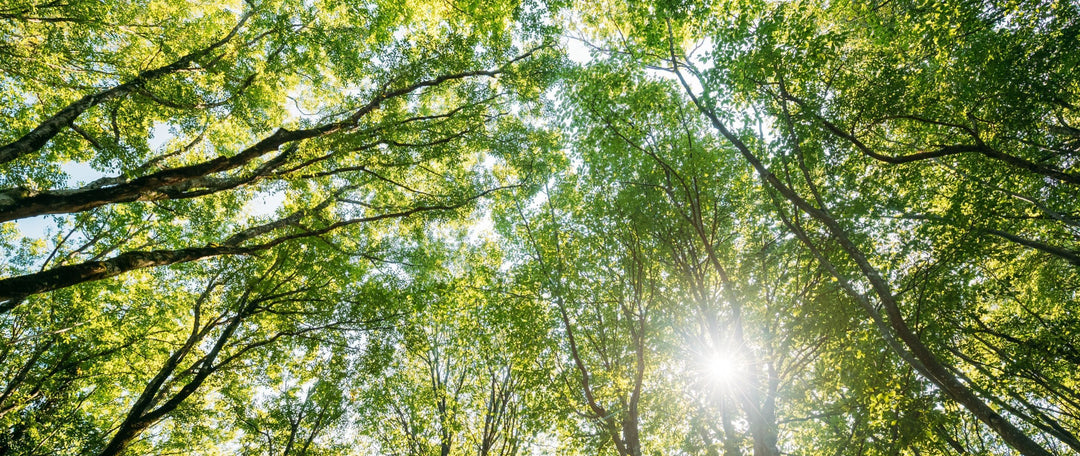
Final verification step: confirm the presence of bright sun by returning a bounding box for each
[703,351,743,387]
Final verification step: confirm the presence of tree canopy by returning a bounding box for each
[1,0,1078,455]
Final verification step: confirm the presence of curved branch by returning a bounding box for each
[0,52,534,222]
[0,184,511,312]
[0,11,254,165]
[780,91,1080,185]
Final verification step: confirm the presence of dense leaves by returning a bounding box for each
[2,1,1078,455]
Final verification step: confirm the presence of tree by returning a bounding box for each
[353,234,548,456]
[565,0,1079,454]
[532,65,917,456]
[2,0,555,454]
[4,1,1079,455]
[0,0,555,310]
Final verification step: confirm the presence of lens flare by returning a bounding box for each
[703,350,742,387]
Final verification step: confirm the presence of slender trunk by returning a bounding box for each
[669,52,1054,456]
[750,367,780,456]
[96,292,251,456]
[621,413,643,456]
[720,398,742,456]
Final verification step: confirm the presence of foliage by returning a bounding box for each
[2,1,1078,455]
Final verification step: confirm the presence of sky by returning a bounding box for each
[12,38,592,242]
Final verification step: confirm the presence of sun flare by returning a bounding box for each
[703,351,743,387]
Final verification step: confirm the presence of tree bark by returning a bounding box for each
[0,245,250,310]
[669,48,1054,456]
[0,12,252,165]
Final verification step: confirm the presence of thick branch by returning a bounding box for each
[0,51,534,222]
[0,184,507,312]
[0,12,253,165]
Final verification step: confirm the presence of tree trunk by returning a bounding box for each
[671,62,1054,456]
